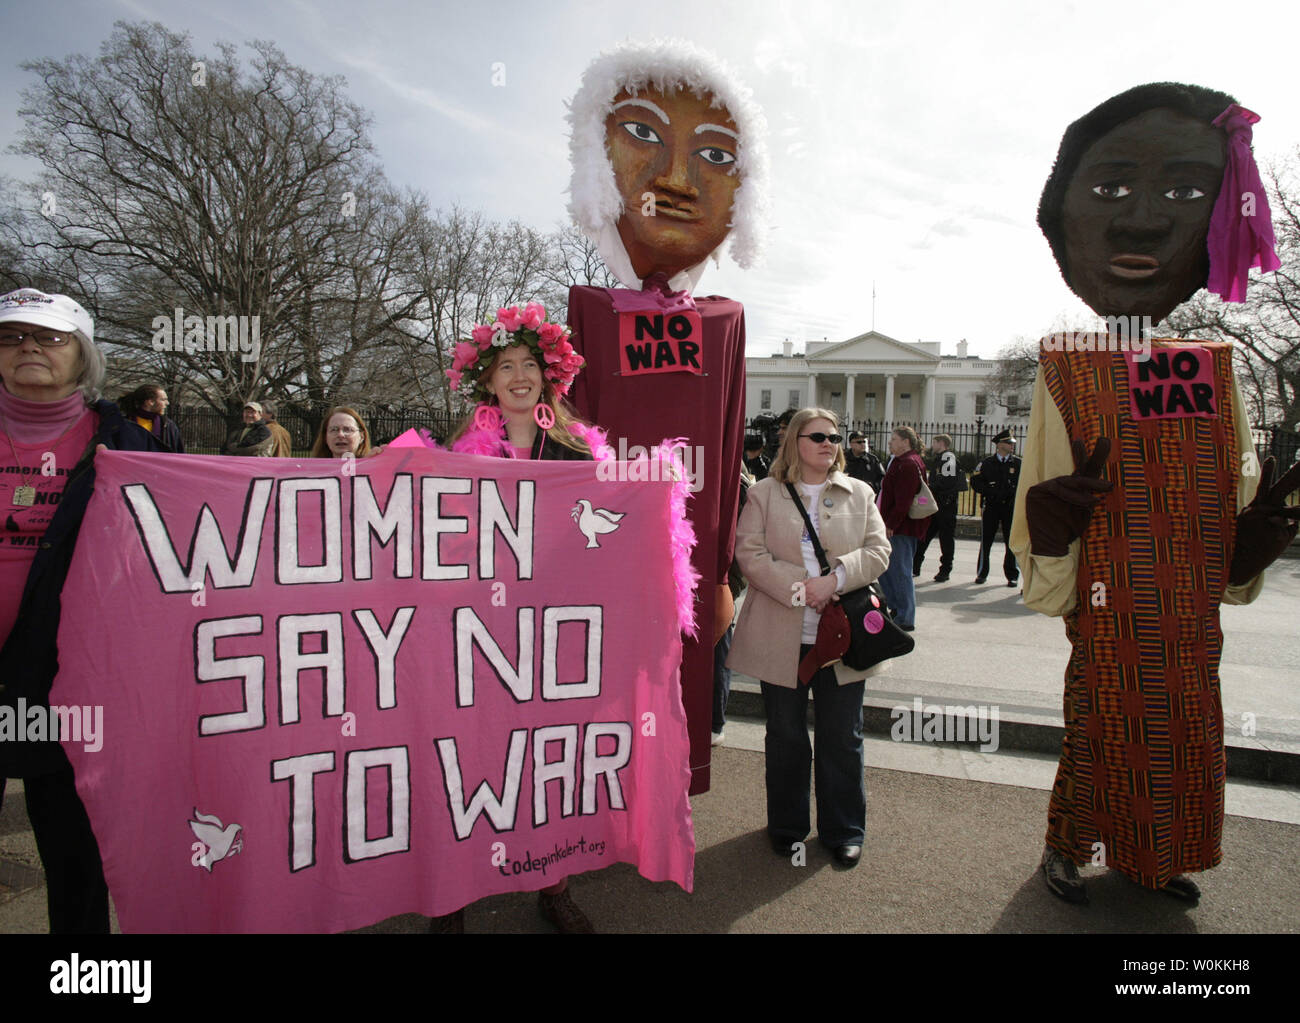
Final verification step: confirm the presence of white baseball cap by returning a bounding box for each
[0,288,94,346]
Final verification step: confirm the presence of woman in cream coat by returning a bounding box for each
[727,408,891,868]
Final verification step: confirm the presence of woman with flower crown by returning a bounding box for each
[445,302,602,463]
[432,301,602,934]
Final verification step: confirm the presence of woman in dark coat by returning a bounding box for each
[0,289,166,933]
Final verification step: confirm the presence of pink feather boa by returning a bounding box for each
[435,421,701,637]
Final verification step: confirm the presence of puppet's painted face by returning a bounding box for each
[1061,108,1224,323]
[605,87,741,281]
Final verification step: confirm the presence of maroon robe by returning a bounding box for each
[567,285,747,794]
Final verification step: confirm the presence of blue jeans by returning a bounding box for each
[761,651,866,849]
[713,622,733,734]
[878,533,917,627]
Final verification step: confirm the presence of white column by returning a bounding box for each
[807,373,817,408]
[923,374,936,422]
[884,374,896,423]
[845,374,856,426]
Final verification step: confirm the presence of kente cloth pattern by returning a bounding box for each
[1041,341,1238,888]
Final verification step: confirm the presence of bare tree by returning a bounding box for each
[5,20,420,418]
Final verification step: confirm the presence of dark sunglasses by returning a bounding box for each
[799,432,842,445]
[0,330,72,347]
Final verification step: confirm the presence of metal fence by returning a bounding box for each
[170,405,461,454]
[745,418,1300,516]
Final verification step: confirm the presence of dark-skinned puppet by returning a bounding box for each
[565,40,769,794]
[1010,83,1297,906]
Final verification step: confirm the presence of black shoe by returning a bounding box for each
[1159,875,1201,904]
[428,909,465,933]
[912,569,921,578]
[973,576,987,584]
[538,888,595,933]
[933,571,950,582]
[1006,579,1018,587]
[834,845,862,868]
[898,623,915,632]
[1040,847,1087,904]
[770,835,803,856]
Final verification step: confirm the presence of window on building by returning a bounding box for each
[898,392,912,414]
[975,393,988,415]
[760,389,771,410]
[943,393,956,415]
[788,389,800,409]
[864,392,877,415]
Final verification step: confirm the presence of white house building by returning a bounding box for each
[746,331,1030,428]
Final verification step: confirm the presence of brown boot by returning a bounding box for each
[538,888,595,933]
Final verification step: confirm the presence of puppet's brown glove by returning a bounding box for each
[1024,438,1114,558]
[1229,456,1300,585]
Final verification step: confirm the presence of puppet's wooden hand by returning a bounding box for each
[1229,456,1300,585]
[1025,438,1113,558]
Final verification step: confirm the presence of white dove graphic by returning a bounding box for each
[570,499,626,549]
[189,808,244,872]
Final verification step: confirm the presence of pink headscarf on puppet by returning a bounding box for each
[1206,103,1282,302]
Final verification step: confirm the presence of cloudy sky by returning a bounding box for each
[3,0,1298,359]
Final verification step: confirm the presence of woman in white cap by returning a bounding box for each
[0,287,169,932]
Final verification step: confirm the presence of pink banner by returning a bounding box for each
[51,446,694,932]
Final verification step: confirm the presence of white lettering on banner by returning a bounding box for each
[344,746,411,862]
[271,752,336,871]
[123,474,537,592]
[352,474,414,579]
[277,613,346,724]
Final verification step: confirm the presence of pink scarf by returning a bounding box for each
[1206,104,1282,302]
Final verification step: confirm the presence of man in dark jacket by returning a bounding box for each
[844,431,885,493]
[970,429,1021,585]
[120,383,185,453]
[914,433,966,582]
[743,434,769,481]
[0,399,167,933]
[224,401,273,456]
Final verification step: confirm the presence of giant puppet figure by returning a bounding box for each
[565,41,769,793]
[1011,83,1299,905]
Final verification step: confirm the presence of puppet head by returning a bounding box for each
[1038,82,1278,323]
[567,39,769,293]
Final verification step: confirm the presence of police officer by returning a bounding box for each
[914,433,966,581]
[844,431,885,493]
[970,429,1021,585]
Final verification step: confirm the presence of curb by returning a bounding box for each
[724,682,1300,786]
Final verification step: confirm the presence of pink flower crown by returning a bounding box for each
[446,303,585,399]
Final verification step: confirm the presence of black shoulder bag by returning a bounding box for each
[785,483,914,674]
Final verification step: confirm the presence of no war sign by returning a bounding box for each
[52,446,696,932]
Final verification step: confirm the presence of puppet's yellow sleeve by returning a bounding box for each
[1010,363,1079,616]
[1223,375,1266,605]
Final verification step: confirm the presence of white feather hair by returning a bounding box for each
[566,39,770,290]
